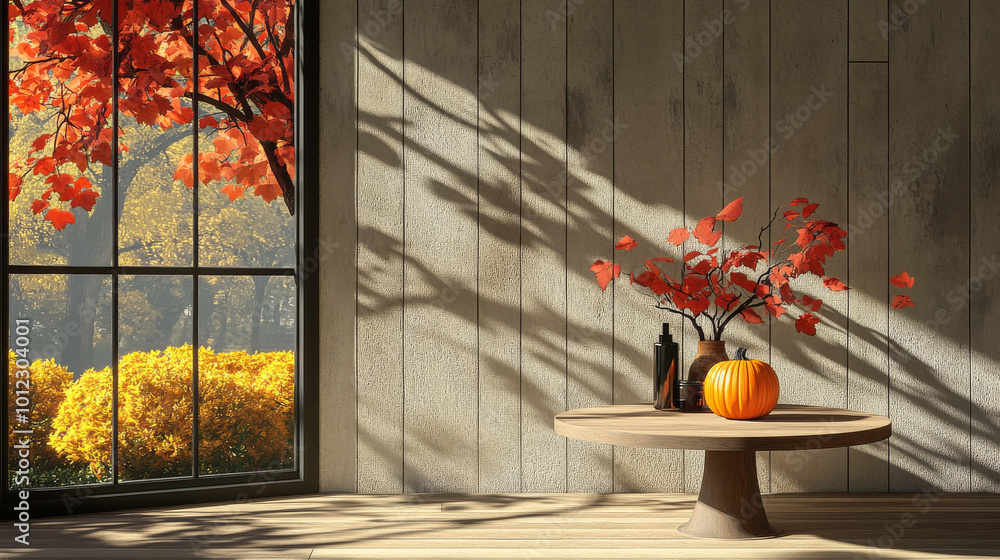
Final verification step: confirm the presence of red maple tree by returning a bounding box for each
[7,0,295,230]
[592,197,852,340]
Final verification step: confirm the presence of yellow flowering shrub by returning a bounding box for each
[7,351,80,468]
[49,346,294,480]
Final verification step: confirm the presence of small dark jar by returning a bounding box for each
[678,380,706,412]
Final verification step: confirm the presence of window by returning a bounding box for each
[5,0,318,514]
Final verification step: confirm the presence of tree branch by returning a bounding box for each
[220,0,270,65]
[260,139,295,215]
[183,91,250,123]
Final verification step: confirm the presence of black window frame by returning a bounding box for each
[2,0,319,518]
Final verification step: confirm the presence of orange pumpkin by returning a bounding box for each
[703,347,779,420]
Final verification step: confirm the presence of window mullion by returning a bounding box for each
[110,0,121,487]
[192,0,201,480]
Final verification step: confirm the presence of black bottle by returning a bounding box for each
[653,323,679,410]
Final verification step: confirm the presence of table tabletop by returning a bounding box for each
[554,403,891,451]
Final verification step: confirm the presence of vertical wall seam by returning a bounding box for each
[517,0,524,495]
[767,0,776,492]
[564,0,570,493]
[475,0,481,495]
[192,0,201,479]
[845,5,851,487]
[610,0,616,490]
[967,0,973,493]
[400,0,407,492]
[884,0,892,492]
[111,0,120,486]
[354,0,360,492]
[680,0,686,492]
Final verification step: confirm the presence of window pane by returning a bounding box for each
[198,276,295,475]
[8,7,113,266]
[197,0,295,268]
[117,275,193,482]
[8,274,112,489]
[117,0,194,267]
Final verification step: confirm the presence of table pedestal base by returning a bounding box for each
[678,450,781,539]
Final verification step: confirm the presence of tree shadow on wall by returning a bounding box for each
[350,23,1000,556]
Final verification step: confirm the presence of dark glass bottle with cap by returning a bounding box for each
[653,323,679,410]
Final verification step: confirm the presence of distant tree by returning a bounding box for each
[7,0,297,231]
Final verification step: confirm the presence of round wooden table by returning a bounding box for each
[554,404,891,539]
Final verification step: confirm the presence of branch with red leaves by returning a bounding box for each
[593,197,855,340]
[593,197,919,340]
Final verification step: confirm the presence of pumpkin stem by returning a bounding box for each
[736,347,749,360]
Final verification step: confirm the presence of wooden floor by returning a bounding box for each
[2,493,999,559]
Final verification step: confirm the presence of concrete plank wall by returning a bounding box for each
[322,0,1000,494]
[477,0,522,494]
[971,0,1000,492]
[356,0,405,494]
[519,0,567,493]
[722,0,772,494]
[888,0,971,492]
[611,0,685,493]
[565,0,615,493]
[401,0,479,493]
[769,0,850,493]
[681,0,724,494]
[318,0,358,493]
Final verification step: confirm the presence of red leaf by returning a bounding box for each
[683,251,702,262]
[790,197,809,206]
[675,294,711,316]
[801,202,820,218]
[134,101,161,126]
[784,210,800,221]
[808,258,825,277]
[644,260,674,281]
[70,189,99,212]
[667,227,690,246]
[33,157,56,176]
[740,307,764,324]
[30,134,51,153]
[796,227,814,248]
[716,197,744,222]
[44,208,76,230]
[591,260,621,291]
[779,282,795,303]
[8,174,23,201]
[715,292,740,311]
[615,235,638,250]
[91,142,114,167]
[801,295,823,312]
[892,295,915,309]
[690,260,712,275]
[729,272,758,293]
[742,252,764,270]
[682,274,710,294]
[890,271,915,288]
[220,183,246,201]
[253,182,282,203]
[789,253,808,275]
[795,312,820,336]
[30,199,49,214]
[823,277,850,292]
[765,299,787,318]
[693,216,719,245]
